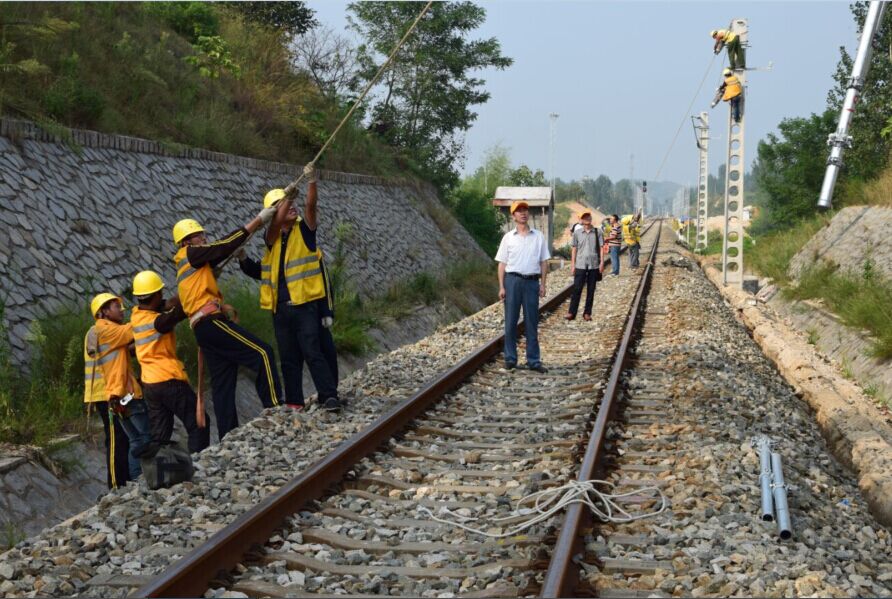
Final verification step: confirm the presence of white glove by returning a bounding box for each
[258,206,277,225]
[303,163,318,183]
[321,316,333,328]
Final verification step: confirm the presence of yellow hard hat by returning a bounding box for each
[90,293,120,319]
[723,67,732,76]
[710,29,718,37]
[263,188,287,209]
[172,219,204,244]
[133,270,164,297]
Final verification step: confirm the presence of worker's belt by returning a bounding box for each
[189,301,223,329]
[507,272,540,280]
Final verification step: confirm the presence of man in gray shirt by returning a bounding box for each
[565,211,603,321]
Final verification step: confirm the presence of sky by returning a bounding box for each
[308,1,857,187]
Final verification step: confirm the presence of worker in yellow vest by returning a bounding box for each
[172,203,280,439]
[83,326,130,489]
[711,28,745,70]
[621,213,642,268]
[131,270,210,454]
[88,293,152,482]
[711,68,743,123]
[258,164,341,412]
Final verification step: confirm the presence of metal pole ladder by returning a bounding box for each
[721,18,747,288]
[694,112,709,252]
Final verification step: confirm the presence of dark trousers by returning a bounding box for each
[95,402,131,489]
[568,269,598,316]
[194,317,282,439]
[503,274,541,366]
[731,96,742,122]
[143,379,210,454]
[727,38,745,69]
[629,243,641,267]
[273,301,338,405]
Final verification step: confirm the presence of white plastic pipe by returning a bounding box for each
[757,437,774,522]
[770,452,793,540]
[818,1,887,209]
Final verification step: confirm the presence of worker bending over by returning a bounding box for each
[711,28,745,70]
[711,68,743,123]
[130,270,210,454]
[622,213,642,268]
[83,326,130,489]
[255,165,342,412]
[172,204,281,439]
[88,293,152,481]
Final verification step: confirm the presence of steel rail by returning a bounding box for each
[137,276,574,597]
[137,222,656,598]
[540,220,663,598]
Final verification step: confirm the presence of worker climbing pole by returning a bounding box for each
[692,112,709,252]
[719,19,747,288]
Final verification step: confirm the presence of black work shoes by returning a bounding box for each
[527,364,548,373]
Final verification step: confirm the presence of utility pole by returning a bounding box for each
[693,112,709,253]
[549,113,559,199]
[721,18,747,288]
[818,1,886,209]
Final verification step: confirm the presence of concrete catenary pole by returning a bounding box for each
[817,1,887,209]
[694,112,709,252]
[549,113,559,198]
[721,18,747,288]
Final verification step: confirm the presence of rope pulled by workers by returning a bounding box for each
[417,479,666,539]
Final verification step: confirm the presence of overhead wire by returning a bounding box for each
[651,52,719,183]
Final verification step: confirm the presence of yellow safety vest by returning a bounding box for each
[717,29,737,44]
[260,222,325,311]
[131,307,189,385]
[723,74,742,101]
[94,319,142,400]
[83,333,106,404]
[174,246,223,317]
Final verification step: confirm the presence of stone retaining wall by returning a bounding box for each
[789,205,892,280]
[0,118,487,363]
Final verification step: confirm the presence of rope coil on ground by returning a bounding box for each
[418,479,667,539]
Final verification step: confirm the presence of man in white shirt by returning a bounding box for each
[495,201,551,373]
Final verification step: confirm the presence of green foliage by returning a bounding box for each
[1,522,24,550]
[807,327,820,346]
[829,2,892,180]
[348,1,512,189]
[328,222,376,355]
[231,2,317,36]
[0,301,90,445]
[0,3,405,177]
[145,1,219,41]
[752,111,837,232]
[447,186,503,256]
[787,262,892,359]
[508,164,548,187]
[746,215,828,284]
[554,203,572,235]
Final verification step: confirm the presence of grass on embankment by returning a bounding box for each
[785,262,892,360]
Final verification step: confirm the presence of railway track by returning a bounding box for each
[137,224,663,598]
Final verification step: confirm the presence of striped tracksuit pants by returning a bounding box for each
[194,316,282,439]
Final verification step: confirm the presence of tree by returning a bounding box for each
[231,2,316,36]
[348,2,512,189]
[753,110,837,231]
[462,144,512,195]
[587,175,613,208]
[291,25,358,100]
[508,164,547,186]
[828,2,892,181]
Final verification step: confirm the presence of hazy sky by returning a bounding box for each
[309,1,857,186]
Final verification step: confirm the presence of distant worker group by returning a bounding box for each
[84,164,341,489]
[710,26,746,123]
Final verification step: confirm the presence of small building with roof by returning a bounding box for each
[492,186,554,250]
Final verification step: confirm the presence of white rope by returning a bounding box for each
[417,479,666,539]
[217,1,434,269]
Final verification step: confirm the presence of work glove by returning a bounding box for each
[85,326,99,357]
[258,206,277,225]
[303,163,318,183]
[321,316,333,328]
